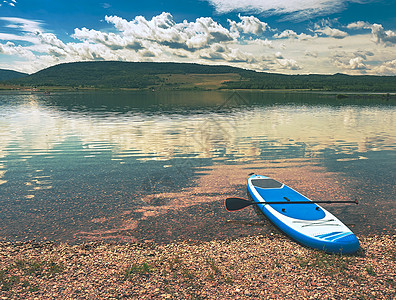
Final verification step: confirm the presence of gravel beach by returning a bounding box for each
[1,233,394,299]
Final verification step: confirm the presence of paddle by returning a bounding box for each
[225,197,358,211]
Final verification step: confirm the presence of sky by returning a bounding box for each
[0,0,396,75]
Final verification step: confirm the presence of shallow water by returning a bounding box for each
[0,90,395,243]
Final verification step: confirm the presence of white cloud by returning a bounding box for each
[274,29,298,39]
[369,24,396,46]
[103,13,234,51]
[273,29,316,40]
[36,32,67,49]
[250,38,274,48]
[277,58,302,70]
[347,21,371,30]
[372,59,396,75]
[0,32,38,43]
[0,17,43,33]
[1,0,17,7]
[1,13,396,76]
[331,50,368,71]
[72,27,143,50]
[315,26,348,39]
[205,0,366,20]
[0,41,36,60]
[275,51,283,59]
[349,56,366,69]
[347,21,396,46]
[228,14,269,36]
[1,13,270,72]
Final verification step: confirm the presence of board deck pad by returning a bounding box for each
[247,174,359,254]
[251,178,283,189]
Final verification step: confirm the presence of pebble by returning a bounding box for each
[0,234,395,299]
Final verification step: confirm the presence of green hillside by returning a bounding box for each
[227,72,396,92]
[0,69,28,81]
[13,61,249,89]
[10,61,396,92]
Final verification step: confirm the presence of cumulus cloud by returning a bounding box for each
[1,13,279,73]
[315,26,348,38]
[73,27,143,50]
[251,38,274,48]
[1,12,395,75]
[103,13,234,51]
[228,14,269,36]
[205,0,366,20]
[69,13,290,71]
[36,32,67,49]
[0,41,36,60]
[331,51,368,71]
[372,59,396,75]
[273,29,316,40]
[312,19,348,38]
[348,57,366,69]
[274,30,298,39]
[347,21,396,46]
[369,24,396,46]
[347,21,371,30]
[277,58,302,70]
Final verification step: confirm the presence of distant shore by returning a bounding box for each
[1,233,394,299]
[1,85,396,97]
[4,61,396,93]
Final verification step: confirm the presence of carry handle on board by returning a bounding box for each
[225,197,358,212]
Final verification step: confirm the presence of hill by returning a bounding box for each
[227,72,396,92]
[10,61,396,92]
[0,69,28,81]
[12,61,249,89]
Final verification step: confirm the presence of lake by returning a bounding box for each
[0,90,395,243]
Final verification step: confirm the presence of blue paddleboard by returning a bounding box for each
[247,174,359,254]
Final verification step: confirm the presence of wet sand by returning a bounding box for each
[0,234,395,299]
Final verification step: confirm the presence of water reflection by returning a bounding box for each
[1,92,394,163]
[0,91,395,242]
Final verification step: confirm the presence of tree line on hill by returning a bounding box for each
[0,69,28,81]
[2,61,396,92]
[225,72,396,92]
[8,61,245,89]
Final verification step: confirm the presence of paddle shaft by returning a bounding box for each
[247,199,358,205]
[225,197,358,212]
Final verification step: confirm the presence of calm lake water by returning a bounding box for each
[0,90,395,243]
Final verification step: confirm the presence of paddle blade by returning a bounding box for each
[225,197,254,211]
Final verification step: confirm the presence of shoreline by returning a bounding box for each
[1,85,396,95]
[1,233,395,299]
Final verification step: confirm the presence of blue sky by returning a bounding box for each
[1,0,396,75]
